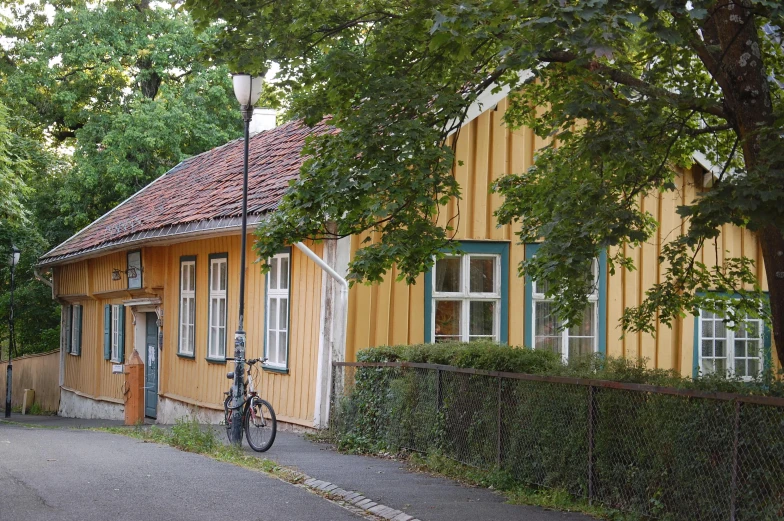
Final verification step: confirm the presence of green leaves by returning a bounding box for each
[190,0,783,344]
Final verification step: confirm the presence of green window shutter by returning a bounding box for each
[65,305,73,354]
[74,305,82,356]
[118,306,126,362]
[104,305,111,360]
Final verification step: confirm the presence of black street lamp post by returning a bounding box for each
[229,74,262,444]
[6,245,20,418]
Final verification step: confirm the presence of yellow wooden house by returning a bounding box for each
[37,96,778,428]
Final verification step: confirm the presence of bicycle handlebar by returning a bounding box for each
[225,357,269,365]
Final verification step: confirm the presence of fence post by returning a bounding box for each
[730,400,741,521]
[587,385,596,504]
[496,376,502,468]
[329,362,337,431]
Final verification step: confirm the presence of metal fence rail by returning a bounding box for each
[330,361,784,521]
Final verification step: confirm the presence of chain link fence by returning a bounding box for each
[330,361,784,521]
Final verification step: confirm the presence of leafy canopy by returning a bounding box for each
[187,1,783,351]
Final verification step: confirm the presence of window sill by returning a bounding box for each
[67,352,80,357]
[206,357,227,365]
[177,353,196,360]
[110,359,122,364]
[263,365,289,375]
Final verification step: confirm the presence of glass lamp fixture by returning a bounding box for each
[8,245,20,267]
[232,74,263,108]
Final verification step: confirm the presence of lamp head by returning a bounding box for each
[9,245,20,268]
[232,74,263,107]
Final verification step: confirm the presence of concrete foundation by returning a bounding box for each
[155,395,223,425]
[58,388,124,421]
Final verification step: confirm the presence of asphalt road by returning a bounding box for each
[0,424,363,521]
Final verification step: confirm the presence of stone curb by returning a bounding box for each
[300,474,419,521]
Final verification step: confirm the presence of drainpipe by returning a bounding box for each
[294,242,348,428]
[33,266,53,288]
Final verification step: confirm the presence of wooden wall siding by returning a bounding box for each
[142,246,167,290]
[346,99,779,375]
[604,168,778,373]
[90,251,130,295]
[56,261,89,296]
[160,235,322,426]
[0,351,61,412]
[347,99,536,359]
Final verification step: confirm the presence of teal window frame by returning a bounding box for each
[524,243,607,357]
[424,241,509,344]
[692,293,772,379]
[206,252,228,363]
[177,255,197,359]
[263,247,292,374]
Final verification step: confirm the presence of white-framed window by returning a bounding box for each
[531,259,599,362]
[178,257,196,356]
[127,250,142,289]
[207,254,228,360]
[698,308,765,380]
[431,253,501,342]
[111,304,121,362]
[265,251,290,369]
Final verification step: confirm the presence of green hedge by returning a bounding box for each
[332,343,784,521]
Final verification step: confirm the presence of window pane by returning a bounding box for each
[748,358,759,376]
[569,337,594,359]
[188,264,195,291]
[535,278,550,296]
[469,301,494,336]
[188,297,195,326]
[702,320,713,338]
[268,331,277,362]
[736,360,748,377]
[715,320,726,338]
[435,258,461,293]
[734,340,746,358]
[269,300,278,332]
[211,263,218,292]
[219,327,225,357]
[219,298,226,327]
[715,340,725,357]
[702,339,714,357]
[278,332,287,363]
[435,336,461,343]
[568,304,595,337]
[745,320,760,338]
[270,258,278,290]
[279,298,288,330]
[534,301,562,355]
[469,258,495,293]
[219,261,227,290]
[127,251,142,289]
[714,357,726,374]
[435,300,461,337]
[280,256,289,290]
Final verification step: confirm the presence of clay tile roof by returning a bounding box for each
[39,118,331,266]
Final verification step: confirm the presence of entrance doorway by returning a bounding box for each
[144,312,158,418]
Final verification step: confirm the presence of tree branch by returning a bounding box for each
[539,51,728,119]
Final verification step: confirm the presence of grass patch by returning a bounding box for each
[100,418,304,484]
[407,452,635,521]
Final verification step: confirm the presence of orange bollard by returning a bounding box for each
[124,351,145,425]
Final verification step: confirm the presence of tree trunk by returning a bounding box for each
[704,1,784,364]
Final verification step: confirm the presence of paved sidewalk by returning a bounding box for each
[2,414,594,521]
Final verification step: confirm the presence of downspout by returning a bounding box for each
[33,266,53,288]
[294,242,348,428]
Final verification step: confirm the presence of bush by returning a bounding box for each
[333,342,784,521]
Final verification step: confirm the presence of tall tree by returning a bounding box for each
[194,1,784,361]
[1,0,243,230]
[0,0,244,355]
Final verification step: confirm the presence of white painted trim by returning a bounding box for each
[447,69,534,137]
[297,240,349,428]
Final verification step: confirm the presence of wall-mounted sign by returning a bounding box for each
[112,364,124,374]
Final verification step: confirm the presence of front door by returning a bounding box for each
[145,313,158,418]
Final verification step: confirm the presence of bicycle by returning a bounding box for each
[224,357,277,452]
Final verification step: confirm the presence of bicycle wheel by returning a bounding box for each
[244,397,276,452]
[223,394,233,442]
